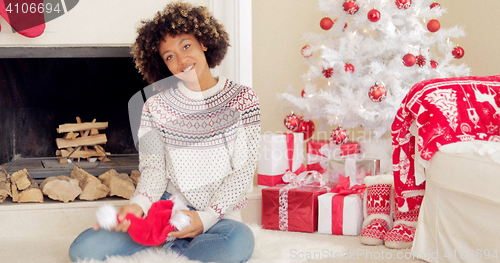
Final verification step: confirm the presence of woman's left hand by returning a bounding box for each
[168,210,204,239]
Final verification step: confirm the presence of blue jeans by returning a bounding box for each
[69,193,254,262]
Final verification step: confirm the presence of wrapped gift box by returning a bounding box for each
[257,133,305,188]
[318,192,364,235]
[329,158,380,186]
[306,140,332,177]
[261,183,335,233]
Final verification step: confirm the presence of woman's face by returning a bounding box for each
[158,33,211,85]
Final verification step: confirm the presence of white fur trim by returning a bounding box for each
[169,195,191,231]
[393,219,418,228]
[363,174,394,187]
[362,214,393,230]
[95,204,118,231]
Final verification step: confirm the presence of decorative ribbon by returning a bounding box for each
[306,143,333,174]
[278,170,329,231]
[330,175,366,234]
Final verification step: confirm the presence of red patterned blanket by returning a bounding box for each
[392,75,500,212]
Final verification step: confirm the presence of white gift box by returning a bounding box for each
[257,133,304,187]
[318,193,364,236]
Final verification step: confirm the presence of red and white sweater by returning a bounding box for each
[130,77,261,232]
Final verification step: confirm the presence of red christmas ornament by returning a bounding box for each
[297,119,315,140]
[402,53,416,67]
[430,2,441,9]
[331,126,348,145]
[452,46,465,59]
[343,0,359,15]
[301,45,313,58]
[395,0,412,9]
[427,19,440,32]
[323,67,334,78]
[416,55,426,67]
[284,112,302,131]
[367,8,381,22]
[320,16,334,30]
[430,59,438,68]
[368,82,387,102]
[344,62,355,73]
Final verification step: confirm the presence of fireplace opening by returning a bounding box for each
[0,47,158,180]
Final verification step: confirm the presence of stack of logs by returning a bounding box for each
[55,117,111,163]
[0,165,141,203]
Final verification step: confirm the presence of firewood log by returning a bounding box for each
[70,166,109,201]
[17,172,43,203]
[40,176,82,203]
[10,169,31,190]
[130,170,141,187]
[98,169,135,199]
[0,166,11,203]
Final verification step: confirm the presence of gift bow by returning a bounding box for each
[331,175,366,197]
[306,143,334,173]
[282,170,327,189]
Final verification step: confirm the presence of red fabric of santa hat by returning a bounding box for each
[125,200,177,246]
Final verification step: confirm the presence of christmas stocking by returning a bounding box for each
[359,174,394,246]
[383,196,422,249]
[0,0,46,38]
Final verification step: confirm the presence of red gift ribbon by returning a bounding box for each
[258,133,305,186]
[330,175,365,235]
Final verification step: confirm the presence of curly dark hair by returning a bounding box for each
[132,2,230,84]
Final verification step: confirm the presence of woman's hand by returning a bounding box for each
[93,204,144,232]
[167,210,204,239]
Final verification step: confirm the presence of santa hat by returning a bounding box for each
[96,196,191,246]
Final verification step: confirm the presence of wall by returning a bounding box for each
[252,0,500,136]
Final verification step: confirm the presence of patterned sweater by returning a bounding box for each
[130,77,261,232]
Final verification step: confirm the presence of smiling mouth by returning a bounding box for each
[183,64,194,72]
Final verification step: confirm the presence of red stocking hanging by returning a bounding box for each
[0,0,46,38]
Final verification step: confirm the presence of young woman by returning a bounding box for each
[69,2,260,262]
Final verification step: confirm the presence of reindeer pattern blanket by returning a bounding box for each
[392,75,500,212]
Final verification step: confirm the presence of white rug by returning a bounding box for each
[80,224,345,263]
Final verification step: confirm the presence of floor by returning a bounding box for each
[0,187,425,263]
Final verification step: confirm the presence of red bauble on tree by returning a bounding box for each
[320,16,334,30]
[427,19,440,32]
[430,2,441,9]
[297,119,315,140]
[430,59,438,68]
[368,82,387,102]
[395,0,412,9]
[343,0,359,15]
[402,53,416,67]
[331,126,348,145]
[322,67,334,78]
[416,55,426,67]
[367,8,381,22]
[452,46,465,59]
[344,62,355,73]
[284,112,302,131]
[301,45,313,58]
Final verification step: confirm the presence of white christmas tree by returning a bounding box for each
[278,0,471,173]
[279,0,470,141]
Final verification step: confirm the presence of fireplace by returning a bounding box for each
[0,47,156,180]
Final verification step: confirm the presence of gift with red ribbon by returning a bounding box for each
[257,133,305,188]
[318,175,365,235]
[306,140,333,175]
[329,156,380,185]
[261,170,335,233]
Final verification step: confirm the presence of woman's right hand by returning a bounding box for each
[93,204,144,232]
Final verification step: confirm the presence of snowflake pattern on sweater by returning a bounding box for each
[131,77,260,226]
